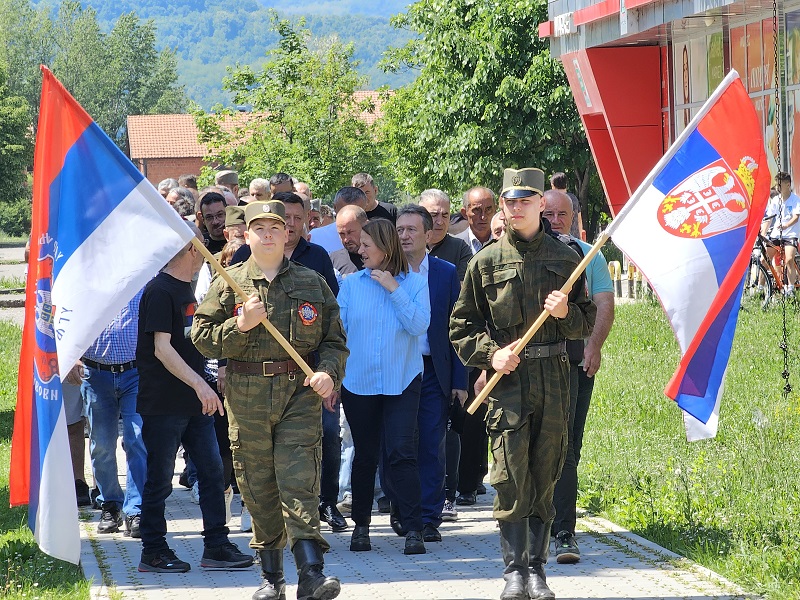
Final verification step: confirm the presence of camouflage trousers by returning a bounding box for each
[225,372,329,552]
[486,354,570,523]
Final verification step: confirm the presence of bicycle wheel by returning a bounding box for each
[742,259,773,310]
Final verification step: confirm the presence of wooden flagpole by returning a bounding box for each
[466,231,610,415]
[191,237,315,379]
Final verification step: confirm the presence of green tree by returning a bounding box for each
[379,0,601,235]
[194,13,384,197]
[0,60,32,205]
[0,0,185,151]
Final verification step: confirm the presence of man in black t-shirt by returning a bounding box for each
[136,224,254,574]
[352,172,397,223]
[197,192,228,255]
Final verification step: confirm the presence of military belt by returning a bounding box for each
[228,355,315,377]
[522,341,566,359]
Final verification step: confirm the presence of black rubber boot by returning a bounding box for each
[292,540,341,600]
[528,517,556,600]
[253,549,286,600]
[499,519,529,600]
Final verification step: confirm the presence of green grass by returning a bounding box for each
[584,299,800,599]
[0,321,88,599]
[0,276,25,290]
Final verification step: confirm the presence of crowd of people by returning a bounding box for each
[64,166,615,600]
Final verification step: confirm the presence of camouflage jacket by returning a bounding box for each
[191,256,349,389]
[449,225,596,371]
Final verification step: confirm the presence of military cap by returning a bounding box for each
[500,168,545,199]
[225,206,245,227]
[244,200,286,226]
[215,169,239,186]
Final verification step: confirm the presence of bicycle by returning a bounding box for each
[743,234,800,310]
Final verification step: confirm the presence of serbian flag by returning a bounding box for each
[9,67,195,563]
[608,71,769,441]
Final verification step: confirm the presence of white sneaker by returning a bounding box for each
[240,502,252,533]
[224,487,233,524]
[441,499,458,522]
[190,481,200,504]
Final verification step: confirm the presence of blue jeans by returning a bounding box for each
[82,367,147,516]
[140,413,228,554]
[320,401,341,505]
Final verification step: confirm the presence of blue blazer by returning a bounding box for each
[427,255,468,396]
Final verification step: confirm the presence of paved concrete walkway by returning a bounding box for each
[78,443,752,600]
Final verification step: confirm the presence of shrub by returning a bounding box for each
[0,200,31,238]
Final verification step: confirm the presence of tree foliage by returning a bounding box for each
[0,61,32,205]
[0,0,186,152]
[378,0,598,232]
[195,14,384,198]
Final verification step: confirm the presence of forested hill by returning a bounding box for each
[42,0,415,108]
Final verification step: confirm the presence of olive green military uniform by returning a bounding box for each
[191,256,349,553]
[450,225,595,523]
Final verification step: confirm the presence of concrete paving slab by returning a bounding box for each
[79,443,752,600]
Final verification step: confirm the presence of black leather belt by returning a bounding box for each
[523,341,566,359]
[229,356,315,377]
[82,358,136,373]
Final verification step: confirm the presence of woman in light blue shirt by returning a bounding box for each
[338,218,430,556]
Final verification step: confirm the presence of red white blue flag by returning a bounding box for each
[608,71,769,441]
[9,67,194,563]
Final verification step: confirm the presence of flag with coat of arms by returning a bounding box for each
[606,70,770,441]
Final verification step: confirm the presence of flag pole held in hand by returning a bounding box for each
[466,231,609,415]
[191,238,315,379]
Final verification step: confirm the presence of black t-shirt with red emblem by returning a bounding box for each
[136,272,205,416]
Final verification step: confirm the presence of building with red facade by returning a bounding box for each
[540,0,793,214]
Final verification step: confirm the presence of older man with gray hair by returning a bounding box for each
[158,178,178,199]
[419,189,472,282]
[248,178,270,201]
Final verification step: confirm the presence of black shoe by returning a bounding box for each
[138,548,191,573]
[404,530,426,555]
[201,542,255,569]
[125,514,141,539]
[422,523,441,542]
[178,468,191,489]
[75,480,91,507]
[476,482,487,495]
[389,510,406,537]
[554,530,580,564]
[90,487,101,509]
[97,504,123,533]
[376,496,391,514]
[349,525,371,552]
[456,491,477,506]
[319,503,348,532]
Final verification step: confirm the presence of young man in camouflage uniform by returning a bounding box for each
[192,200,349,600]
[449,168,596,600]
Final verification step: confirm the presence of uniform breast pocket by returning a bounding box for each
[481,267,523,330]
[544,262,576,299]
[288,287,325,351]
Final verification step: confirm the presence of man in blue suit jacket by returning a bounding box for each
[394,205,468,542]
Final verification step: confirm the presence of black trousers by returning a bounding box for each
[342,376,423,532]
[457,369,488,494]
